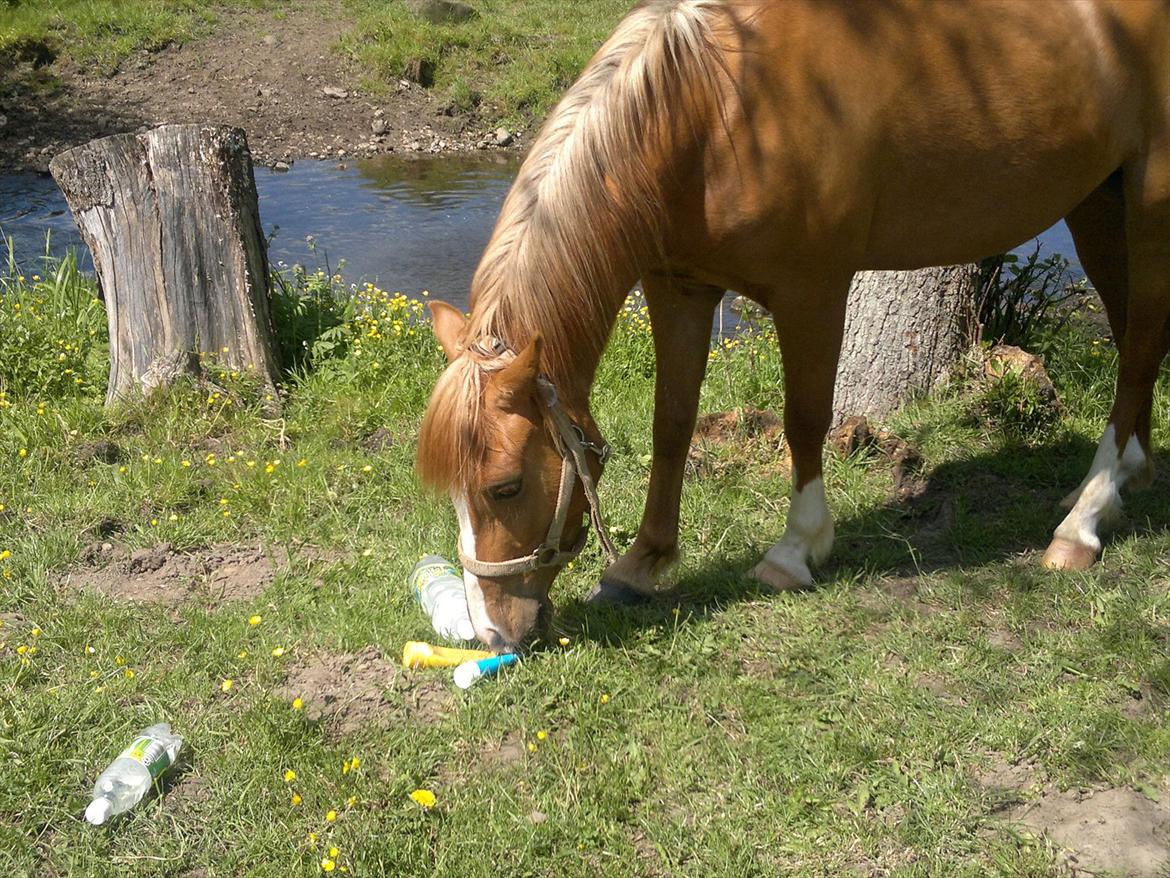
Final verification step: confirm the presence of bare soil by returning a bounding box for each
[276,646,453,738]
[0,0,520,172]
[64,542,277,609]
[1008,784,1170,878]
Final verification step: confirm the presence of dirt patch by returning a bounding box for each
[479,729,526,770]
[64,543,276,608]
[974,756,1040,798]
[1008,784,1170,878]
[688,407,789,478]
[276,646,454,737]
[859,576,940,618]
[0,0,520,172]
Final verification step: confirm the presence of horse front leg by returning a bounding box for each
[750,275,850,591]
[587,276,724,605]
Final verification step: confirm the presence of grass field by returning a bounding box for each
[2,251,1169,877]
[0,0,271,73]
[0,0,631,125]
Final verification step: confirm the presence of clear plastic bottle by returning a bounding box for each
[409,555,476,642]
[85,723,184,825]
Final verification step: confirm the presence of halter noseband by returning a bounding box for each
[457,340,620,579]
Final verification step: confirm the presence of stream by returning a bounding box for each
[1,155,1081,319]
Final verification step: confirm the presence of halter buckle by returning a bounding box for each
[535,544,561,566]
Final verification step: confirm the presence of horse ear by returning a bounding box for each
[428,300,469,362]
[491,335,543,412]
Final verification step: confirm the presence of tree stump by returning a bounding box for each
[50,124,281,405]
[833,265,978,425]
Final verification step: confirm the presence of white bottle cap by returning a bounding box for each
[453,661,483,690]
[85,797,113,826]
[454,618,476,642]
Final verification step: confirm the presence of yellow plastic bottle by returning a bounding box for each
[402,641,496,669]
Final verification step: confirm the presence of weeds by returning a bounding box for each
[977,244,1084,351]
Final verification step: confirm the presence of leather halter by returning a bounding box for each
[458,339,620,579]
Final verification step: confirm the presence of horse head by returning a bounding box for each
[417,301,612,651]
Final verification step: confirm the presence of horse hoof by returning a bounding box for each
[1041,538,1097,571]
[585,579,652,606]
[749,559,810,592]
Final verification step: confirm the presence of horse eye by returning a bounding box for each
[487,479,523,501]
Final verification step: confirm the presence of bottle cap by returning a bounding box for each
[85,797,113,826]
[453,661,483,689]
[454,618,476,641]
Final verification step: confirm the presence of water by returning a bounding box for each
[1,156,1081,307]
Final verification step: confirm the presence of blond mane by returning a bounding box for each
[418,0,730,492]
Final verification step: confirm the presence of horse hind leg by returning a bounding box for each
[1044,149,1170,570]
[750,276,849,591]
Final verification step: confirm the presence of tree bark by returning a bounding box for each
[50,124,280,406]
[833,265,977,425]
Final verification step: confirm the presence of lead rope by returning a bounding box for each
[539,378,620,568]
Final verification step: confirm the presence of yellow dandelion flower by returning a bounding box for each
[320,859,336,872]
[345,795,357,808]
[114,655,125,666]
[123,669,135,680]
[329,846,340,859]
[248,614,262,626]
[297,459,307,467]
[292,696,304,711]
[284,769,297,783]
[527,742,537,753]
[265,464,275,474]
[238,649,249,659]
[536,730,547,741]
[558,637,570,646]
[292,792,302,806]
[325,809,337,822]
[16,644,27,655]
[272,646,286,657]
[361,465,372,473]
[409,789,436,809]
[220,679,234,692]
[18,448,27,458]
[600,693,610,704]
[349,756,361,771]
[30,628,40,638]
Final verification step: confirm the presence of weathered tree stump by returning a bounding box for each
[833,265,978,424]
[50,124,281,405]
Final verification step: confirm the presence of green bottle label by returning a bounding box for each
[410,561,459,603]
[119,735,173,781]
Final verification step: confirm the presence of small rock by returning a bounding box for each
[273,160,291,172]
[0,114,7,128]
[371,118,389,135]
[830,415,874,457]
[984,344,1061,410]
[403,57,434,87]
[407,140,421,151]
[373,108,385,118]
[406,0,478,24]
[262,34,278,47]
[527,810,547,825]
[335,162,347,171]
[494,127,513,147]
[322,86,348,99]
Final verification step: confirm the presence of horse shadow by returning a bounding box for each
[558,434,1170,646]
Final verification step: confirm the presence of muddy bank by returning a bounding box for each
[0,1,524,173]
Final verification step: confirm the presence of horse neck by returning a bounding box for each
[466,169,662,414]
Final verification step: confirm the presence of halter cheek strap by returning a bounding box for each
[457,364,619,579]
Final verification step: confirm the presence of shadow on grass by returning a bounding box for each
[560,434,1170,645]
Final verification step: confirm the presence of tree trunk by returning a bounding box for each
[50,123,280,406]
[833,265,978,425]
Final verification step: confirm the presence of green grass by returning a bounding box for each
[345,0,631,124]
[2,254,1169,877]
[0,0,269,73]
[1,0,635,127]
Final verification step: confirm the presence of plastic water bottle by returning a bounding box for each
[85,723,183,825]
[453,653,520,689]
[409,555,476,642]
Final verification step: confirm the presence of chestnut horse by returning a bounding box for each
[418,0,1170,651]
